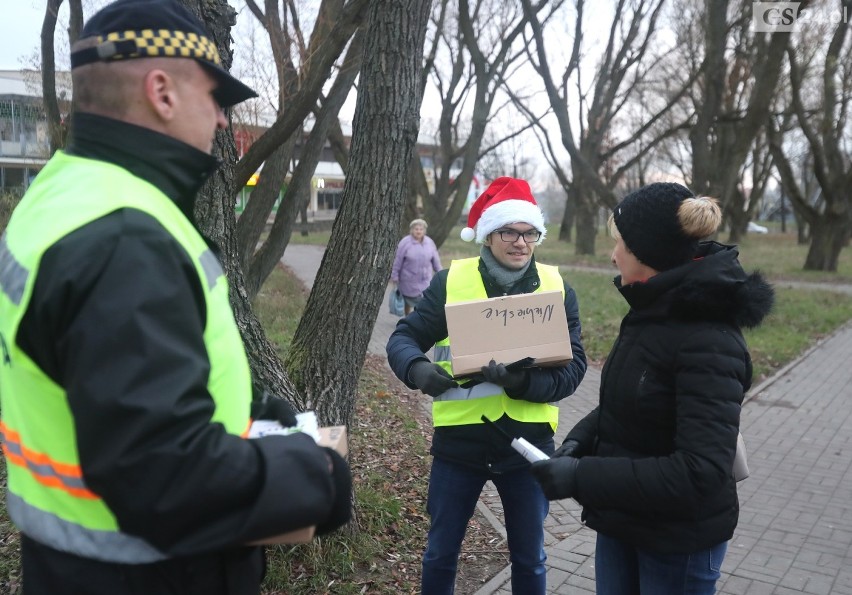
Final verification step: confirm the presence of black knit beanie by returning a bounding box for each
[612,182,698,271]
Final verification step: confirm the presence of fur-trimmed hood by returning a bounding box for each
[617,241,775,329]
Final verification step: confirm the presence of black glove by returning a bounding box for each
[250,391,298,427]
[316,448,353,535]
[552,438,582,459]
[409,360,458,397]
[480,359,528,394]
[530,456,579,501]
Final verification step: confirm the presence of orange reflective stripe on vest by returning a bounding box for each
[0,421,98,500]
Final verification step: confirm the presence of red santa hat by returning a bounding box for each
[460,177,547,244]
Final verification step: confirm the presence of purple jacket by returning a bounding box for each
[391,234,442,298]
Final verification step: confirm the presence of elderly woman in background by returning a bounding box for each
[391,218,442,315]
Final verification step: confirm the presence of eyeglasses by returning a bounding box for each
[494,229,542,243]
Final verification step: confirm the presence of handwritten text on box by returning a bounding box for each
[480,304,555,326]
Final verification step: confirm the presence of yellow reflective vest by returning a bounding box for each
[0,151,252,563]
[432,257,563,432]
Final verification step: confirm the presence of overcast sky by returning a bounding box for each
[1,1,616,189]
[0,1,47,70]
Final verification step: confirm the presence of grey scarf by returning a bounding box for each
[480,246,530,292]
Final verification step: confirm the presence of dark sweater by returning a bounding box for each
[386,257,588,473]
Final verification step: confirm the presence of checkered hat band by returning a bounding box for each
[97,29,221,64]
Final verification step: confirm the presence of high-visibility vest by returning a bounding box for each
[432,257,563,431]
[0,151,252,563]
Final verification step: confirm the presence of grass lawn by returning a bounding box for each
[291,224,852,381]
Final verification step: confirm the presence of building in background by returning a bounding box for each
[232,119,346,219]
[2,70,454,223]
[0,70,70,195]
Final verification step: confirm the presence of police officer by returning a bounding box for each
[0,1,350,593]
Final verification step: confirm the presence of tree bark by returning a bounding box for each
[690,0,796,231]
[574,199,597,256]
[41,0,64,156]
[804,218,848,272]
[236,139,296,268]
[233,0,368,190]
[766,13,851,272]
[409,0,545,249]
[519,0,683,255]
[233,0,366,275]
[183,0,299,400]
[283,0,431,426]
[245,29,366,300]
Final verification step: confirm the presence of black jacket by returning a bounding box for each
[386,257,587,473]
[13,114,340,592]
[565,242,774,554]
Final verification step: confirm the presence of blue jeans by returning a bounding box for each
[421,457,548,595]
[595,532,727,595]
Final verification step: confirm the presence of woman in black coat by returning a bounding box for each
[531,182,774,595]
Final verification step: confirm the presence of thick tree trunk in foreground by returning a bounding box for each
[284,0,432,426]
[186,0,299,400]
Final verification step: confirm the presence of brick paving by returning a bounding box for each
[282,244,852,595]
[473,322,852,595]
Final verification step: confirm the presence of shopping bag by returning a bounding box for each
[733,431,749,482]
[388,288,405,316]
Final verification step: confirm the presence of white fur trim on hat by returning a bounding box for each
[460,227,476,242]
[475,199,546,244]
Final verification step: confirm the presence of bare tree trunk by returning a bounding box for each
[796,216,808,245]
[691,0,795,221]
[245,29,365,300]
[236,139,296,267]
[558,187,574,242]
[689,0,727,197]
[726,195,748,244]
[233,0,368,189]
[41,0,64,156]
[68,0,83,42]
[409,0,547,249]
[235,0,360,265]
[766,14,851,271]
[300,204,309,237]
[284,0,432,426]
[574,200,597,255]
[519,0,683,256]
[184,0,299,400]
[805,218,848,272]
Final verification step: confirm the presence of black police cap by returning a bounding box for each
[70,0,257,108]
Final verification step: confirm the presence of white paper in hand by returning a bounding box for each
[248,411,321,442]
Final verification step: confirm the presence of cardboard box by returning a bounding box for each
[318,425,348,457]
[250,425,348,545]
[444,290,572,377]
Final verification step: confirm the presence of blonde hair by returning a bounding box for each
[677,196,722,239]
[607,213,620,239]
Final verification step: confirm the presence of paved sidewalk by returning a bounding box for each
[281,244,399,356]
[472,327,852,594]
[282,244,852,595]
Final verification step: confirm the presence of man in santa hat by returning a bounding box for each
[386,177,587,594]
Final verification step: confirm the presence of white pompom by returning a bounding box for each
[460,227,476,242]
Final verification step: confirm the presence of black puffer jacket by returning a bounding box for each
[565,242,774,554]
